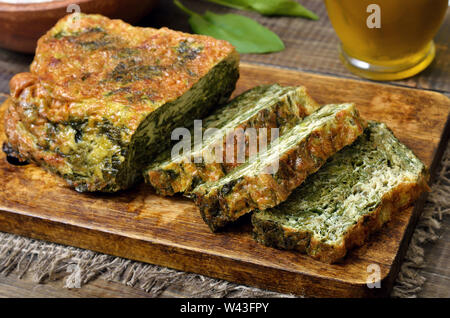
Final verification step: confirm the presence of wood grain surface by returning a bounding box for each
[0,63,448,298]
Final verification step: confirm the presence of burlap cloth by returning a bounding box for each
[0,0,449,297]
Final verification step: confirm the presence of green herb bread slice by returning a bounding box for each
[144,84,319,196]
[252,122,429,263]
[192,103,365,232]
[5,13,239,192]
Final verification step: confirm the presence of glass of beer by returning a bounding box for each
[324,0,448,80]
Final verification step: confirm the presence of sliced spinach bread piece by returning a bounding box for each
[144,84,319,196]
[252,122,429,263]
[5,13,239,192]
[192,103,366,232]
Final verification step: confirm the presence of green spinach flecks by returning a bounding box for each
[175,40,203,61]
[98,118,128,147]
[68,119,88,143]
[109,61,163,83]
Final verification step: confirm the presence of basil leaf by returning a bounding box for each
[207,0,318,20]
[174,0,285,54]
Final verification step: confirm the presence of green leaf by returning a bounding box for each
[207,0,318,20]
[174,0,285,54]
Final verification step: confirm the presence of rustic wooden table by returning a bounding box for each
[0,0,448,297]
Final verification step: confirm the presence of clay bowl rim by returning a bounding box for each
[0,0,94,12]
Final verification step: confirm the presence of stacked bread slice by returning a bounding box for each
[252,122,428,263]
[144,84,319,196]
[191,102,365,231]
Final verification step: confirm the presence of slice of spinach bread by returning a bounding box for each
[144,84,319,196]
[5,13,239,192]
[192,103,366,232]
[252,122,429,263]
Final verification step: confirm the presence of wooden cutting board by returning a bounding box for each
[0,63,449,297]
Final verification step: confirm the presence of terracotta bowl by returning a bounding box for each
[0,0,158,54]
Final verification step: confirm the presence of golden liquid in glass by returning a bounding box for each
[324,0,448,80]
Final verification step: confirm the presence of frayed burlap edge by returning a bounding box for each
[0,144,448,298]
[0,233,292,298]
[391,142,450,297]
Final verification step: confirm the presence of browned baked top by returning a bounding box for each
[5,13,239,192]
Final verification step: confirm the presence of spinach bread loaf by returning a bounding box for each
[4,13,239,192]
[252,122,429,263]
[192,103,366,231]
[144,84,319,196]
